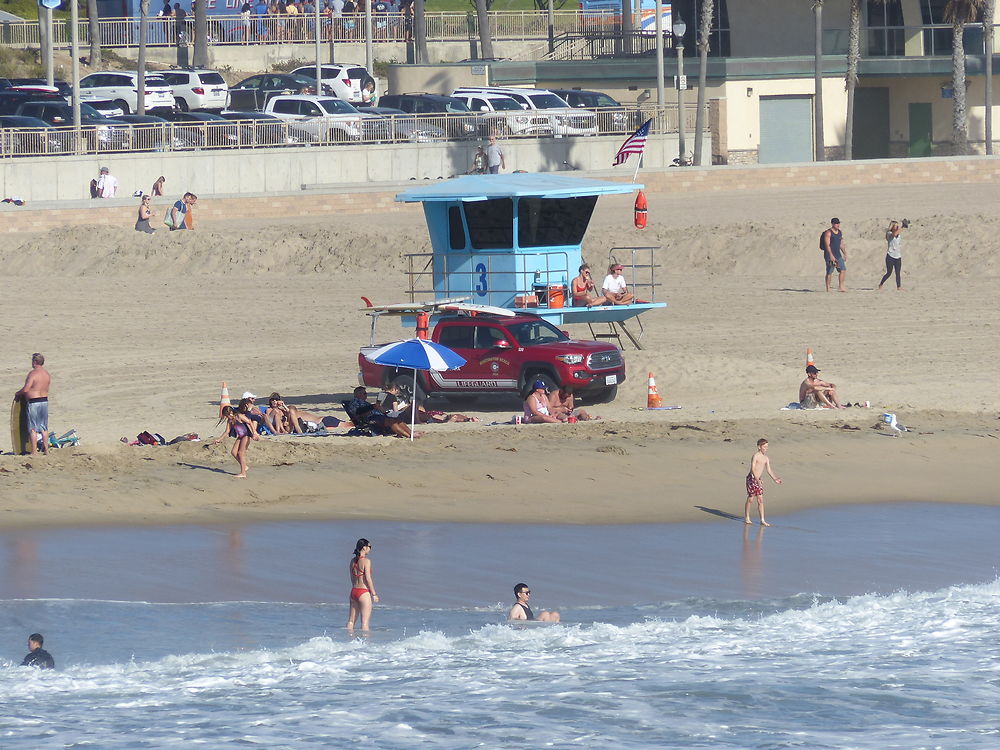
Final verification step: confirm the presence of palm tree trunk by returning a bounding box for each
[474,0,493,59]
[194,0,209,67]
[985,0,995,154]
[951,21,968,153]
[693,0,713,166]
[138,0,149,116]
[813,0,825,161]
[87,0,102,66]
[845,0,861,160]
[414,0,428,64]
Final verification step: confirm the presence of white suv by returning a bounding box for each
[159,69,229,112]
[263,95,381,141]
[78,71,175,114]
[450,92,553,137]
[452,86,598,137]
[290,64,376,105]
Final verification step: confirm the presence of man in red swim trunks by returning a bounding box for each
[744,438,782,526]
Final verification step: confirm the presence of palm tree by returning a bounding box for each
[194,0,209,67]
[87,0,102,67]
[812,0,825,160]
[693,0,714,166]
[138,0,149,115]
[984,0,995,154]
[944,0,987,154]
[844,0,862,160]
[474,0,494,59]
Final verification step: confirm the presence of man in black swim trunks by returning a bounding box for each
[21,633,55,669]
[508,582,560,622]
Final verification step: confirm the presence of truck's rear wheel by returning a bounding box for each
[391,373,425,405]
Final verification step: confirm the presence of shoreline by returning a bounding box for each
[1,412,996,531]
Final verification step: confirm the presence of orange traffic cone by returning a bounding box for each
[219,382,231,417]
[646,372,662,409]
[806,348,815,368]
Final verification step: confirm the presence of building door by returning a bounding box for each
[853,87,890,159]
[759,95,813,163]
[908,102,933,157]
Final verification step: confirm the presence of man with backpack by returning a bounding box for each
[820,217,848,292]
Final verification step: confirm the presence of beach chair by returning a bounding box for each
[47,429,80,448]
[341,400,391,437]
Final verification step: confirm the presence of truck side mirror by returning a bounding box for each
[494,339,511,349]
[561,330,570,338]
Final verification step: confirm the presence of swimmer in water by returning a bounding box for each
[508,582,560,622]
[346,538,379,631]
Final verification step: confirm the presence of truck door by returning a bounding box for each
[431,324,517,393]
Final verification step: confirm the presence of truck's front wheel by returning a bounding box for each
[522,372,558,399]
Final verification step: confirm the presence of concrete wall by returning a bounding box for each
[0,133,706,202]
[4,155,1000,234]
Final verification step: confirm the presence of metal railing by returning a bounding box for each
[0,104,690,158]
[0,10,625,48]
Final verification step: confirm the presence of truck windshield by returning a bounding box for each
[505,319,567,346]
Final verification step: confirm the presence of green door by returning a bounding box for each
[908,102,933,157]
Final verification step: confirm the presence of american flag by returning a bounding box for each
[613,119,653,166]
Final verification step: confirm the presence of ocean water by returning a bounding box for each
[1,504,999,748]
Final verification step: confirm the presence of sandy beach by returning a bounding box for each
[0,179,997,529]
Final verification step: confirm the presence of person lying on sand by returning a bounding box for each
[264,392,342,433]
[379,384,480,424]
[798,365,845,409]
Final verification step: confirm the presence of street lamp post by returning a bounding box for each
[674,16,687,164]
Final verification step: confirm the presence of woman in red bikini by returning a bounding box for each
[571,263,607,307]
[346,538,379,631]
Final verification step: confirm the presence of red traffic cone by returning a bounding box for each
[219,382,231,417]
[646,372,662,409]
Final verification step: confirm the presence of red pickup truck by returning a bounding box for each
[358,312,626,404]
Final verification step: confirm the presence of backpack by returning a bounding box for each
[819,230,827,250]
[163,206,174,228]
[137,431,160,446]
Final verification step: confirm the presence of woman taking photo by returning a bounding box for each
[878,220,904,290]
[347,538,379,631]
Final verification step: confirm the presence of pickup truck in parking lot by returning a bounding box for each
[358,312,625,404]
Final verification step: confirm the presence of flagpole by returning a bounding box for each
[632,152,642,183]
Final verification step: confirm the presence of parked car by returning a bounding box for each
[14,100,131,151]
[78,71,176,114]
[228,73,332,111]
[452,86,598,136]
[0,90,64,116]
[549,88,631,133]
[358,312,625,404]
[262,95,380,142]
[159,69,229,111]
[290,64,377,105]
[449,92,554,137]
[0,115,73,156]
[109,113,202,151]
[219,110,318,146]
[81,98,126,118]
[0,78,72,98]
[158,110,240,148]
[365,106,447,142]
[376,93,479,140]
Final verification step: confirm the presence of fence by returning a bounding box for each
[0,10,630,49]
[0,103,695,159]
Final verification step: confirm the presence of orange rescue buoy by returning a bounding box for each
[634,190,648,229]
[416,311,430,340]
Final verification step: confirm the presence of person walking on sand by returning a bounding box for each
[209,404,259,478]
[744,438,782,526]
[14,353,51,456]
[347,538,379,631]
[878,219,906,291]
[508,583,560,622]
[821,217,848,292]
[170,192,197,230]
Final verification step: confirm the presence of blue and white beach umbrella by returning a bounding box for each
[364,338,466,439]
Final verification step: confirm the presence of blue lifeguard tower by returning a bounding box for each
[395,173,666,348]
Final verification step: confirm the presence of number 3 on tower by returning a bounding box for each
[475,262,488,296]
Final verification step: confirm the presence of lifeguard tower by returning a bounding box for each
[395,173,666,349]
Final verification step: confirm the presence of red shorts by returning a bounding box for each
[746,472,764,497]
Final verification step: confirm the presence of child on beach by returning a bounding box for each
[209,405,260,478]
[745,438,782,526]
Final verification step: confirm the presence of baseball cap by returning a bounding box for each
[805,365,820,374]
[532,379,548,391]
[831,217,840,224]
[612,264,624,270]
[100,166,109,173]
[242,391,257,399]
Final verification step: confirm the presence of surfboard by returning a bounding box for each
[439,303,516,317]
[361,296,472,312]
[10,398,30,455]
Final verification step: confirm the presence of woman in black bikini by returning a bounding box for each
[210,405,259,478]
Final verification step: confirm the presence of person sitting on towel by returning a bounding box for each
[347,387,414,438]
[799,365,845,409]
